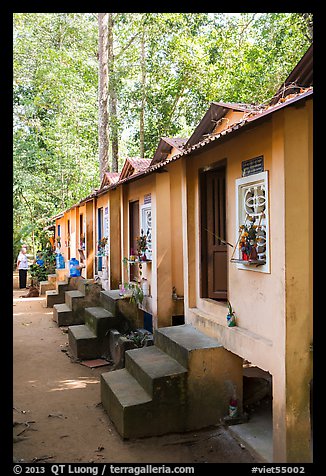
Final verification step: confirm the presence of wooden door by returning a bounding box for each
[97,208,103,272]
[129,201,139,281]
[202,168,227,300]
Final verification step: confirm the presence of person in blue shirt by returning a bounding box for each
[35,251,44,267]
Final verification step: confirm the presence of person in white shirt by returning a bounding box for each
[17,246,29,289]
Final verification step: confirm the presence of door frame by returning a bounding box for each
[199,159,227,300]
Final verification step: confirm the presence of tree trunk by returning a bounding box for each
[98,13,109,180]
[108,12,119,172]
[139,28,146,158]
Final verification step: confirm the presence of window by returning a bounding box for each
[234,171,270,273]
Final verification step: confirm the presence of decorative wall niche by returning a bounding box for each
[233,171,270,273]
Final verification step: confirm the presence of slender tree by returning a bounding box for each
[108,13,119,172]
[98,13,109,179]
[139,25,146,158]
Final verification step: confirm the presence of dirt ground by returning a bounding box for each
[13,289,258,464]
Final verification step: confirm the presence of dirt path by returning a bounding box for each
[13,289,258,464]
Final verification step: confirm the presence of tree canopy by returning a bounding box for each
[13,12,312,262]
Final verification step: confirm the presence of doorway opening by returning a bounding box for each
[129,200,140,282]
[228,361,273,463]
[200,165,227,301]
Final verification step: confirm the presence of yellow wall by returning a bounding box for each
[168,159,184,297]
[183,99,313,462]
[122,175,155,315]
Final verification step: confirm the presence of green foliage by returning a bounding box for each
[29,248,56,285]
[13,12,312,251]
[125,330,150,348]
[29,263,47,286]
[125,282,144,307]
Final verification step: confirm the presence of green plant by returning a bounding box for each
[226,300,236,327]
[136,229,149,257]
[29,263,47,286]
[125,330,150,348]
[125,282,144,306]
[227,300,234,316]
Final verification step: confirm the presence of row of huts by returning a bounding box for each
[50,44,313,462]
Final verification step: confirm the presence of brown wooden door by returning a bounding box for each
[205,168,227,300]
[129,201,139,281]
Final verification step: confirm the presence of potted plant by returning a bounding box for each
[98,236,108,256]
[238,221,260,261]
[226,300,236,327]
[136,229,150,261]
[127,282,144,307]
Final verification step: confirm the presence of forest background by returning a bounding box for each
[13,12,313,263]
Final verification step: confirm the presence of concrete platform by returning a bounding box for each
[228,401,273,463]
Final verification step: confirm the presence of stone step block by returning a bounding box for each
[64,290,86,310]
[100,290,123,316]
[101,369,153,439]
[154,324,222,368]
[53,303,73,326]
[125,346,187,399]
[68,325,99,360]
[77,278,95,294]
[39,280,56,295]
[56,280,69,294]
[85,307,120,338]
[46,290,65,308]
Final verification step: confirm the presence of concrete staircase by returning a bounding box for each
[68,307,121,360]
[67,289,132,361]
[101,324,243,439]
[51,278,102,326]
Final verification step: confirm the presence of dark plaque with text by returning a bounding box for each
[242,156,264,177]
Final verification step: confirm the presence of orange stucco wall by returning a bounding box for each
[183,98,313,462]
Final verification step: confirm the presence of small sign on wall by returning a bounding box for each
[242,155,264,177]
[144,193,151,205]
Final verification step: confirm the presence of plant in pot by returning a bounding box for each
[127,282,144,307]
[226,300,236,327]
[136,229,149,261]
[98,236,108,256]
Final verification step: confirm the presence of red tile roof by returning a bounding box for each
[151,137,187,166]
[119,157,152,180]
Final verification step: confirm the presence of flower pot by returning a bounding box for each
[227,313,236,327]
[242,252,249,261]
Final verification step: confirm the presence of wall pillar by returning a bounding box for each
[282,104,312,463]
[86,199,94,279]
[153,172,173,328]
[110,189,121,289]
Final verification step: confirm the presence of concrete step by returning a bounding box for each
[101,369,153,439]
[56,269,69,282]
[46,290,65,308]
[77,278,94,294]
[56,280,69,294]
[101,365,187,438]
[39,280,56,295]
[85,307,120,338]
[47,274,57,283]
[154,324,223,368]
[68,325,100,360]
[53,303,73,326]
[125,346,187,398]
[156,324,243,429]
[65,290,86,310]
[101,324,244,439]
[100,290,123,316]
